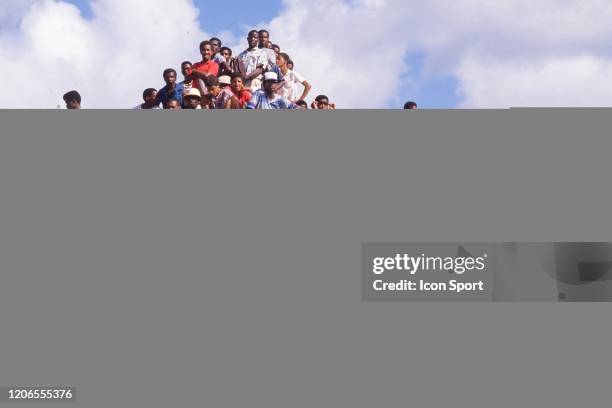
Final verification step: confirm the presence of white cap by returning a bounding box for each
[263,72,279,82]
[184,88,201,99]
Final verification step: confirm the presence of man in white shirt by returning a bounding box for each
[236,30,267,92]
[258,29,278,70]
[275,53,312,102]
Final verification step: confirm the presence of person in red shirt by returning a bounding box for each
[230,73,252,109]
[189,40,219,94]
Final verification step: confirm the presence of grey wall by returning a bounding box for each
[1,110,611,407]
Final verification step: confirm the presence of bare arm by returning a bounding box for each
[224,95,240,110]
[298,80,312,102]
[190,70,212,81]
[245,66,264,82]
[201,95,213,109]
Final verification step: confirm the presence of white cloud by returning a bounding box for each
[263,0,612,108]
[0,1,38,28]
[457,54,612,108]
[2,0,612,108]
[0,0,207,108]
[264,0,413,108]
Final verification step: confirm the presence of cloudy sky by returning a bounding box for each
[1,0,612,108]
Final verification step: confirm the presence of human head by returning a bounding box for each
[315,95,331,109]
[258,29,270,48]
[272,44,281,54]
[142,88,157,104]
[63,90,81,109]
[163,68,177,86]
[220,47,232,63]
[247,30,259,49]
[404,101,418,109]
[276,52,290,69]
[164,99,181,110]
[181,61,193,79]
[231,73,245,92]
[262,71,279,93]
[209,37,222,53]
[287,60,294,70]
[205,76,221,97]
[199,40,213,62]
[218,76,231,88]
[295,100,308,109]
[184,88,202,109]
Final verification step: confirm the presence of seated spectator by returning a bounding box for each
[218,47,238,76]
[164,99,181,110]
[190,41,220,95]
[156,68,184,108]
[246,72,297,109]
[295,100,308,109]
[236,30,267,92]
[63,90,81,109]
[275,52,311,102]
[203,76,239,109]
[404,101,418,109]
[218,75,232,90]
[183,88,203,109]
[311,95,336,110]
[181,61,194,95]
[230,73,252,109]
[134,88,160,109]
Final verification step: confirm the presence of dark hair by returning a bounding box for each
[143,88,157,99]
[278,52,291,63]
[209,37,222,46]
[295,100,308,108]
[247,30,259,38]
[287,60,294,67]
[181,61,192,67]
[163,68,177,77]
[272,44,280,49]
[258,29,270,36]
[63,90,81,103]
[315,95,329,103]
[164,98,180,108]
[403,101,418,109]
[199,40,212,50]
[204,76,220,88]
[231,72,245,81]
[220,46,232,57]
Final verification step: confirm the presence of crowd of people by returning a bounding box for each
[62,29,417,110]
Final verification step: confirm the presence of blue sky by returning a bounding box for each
[65,0,284,35]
